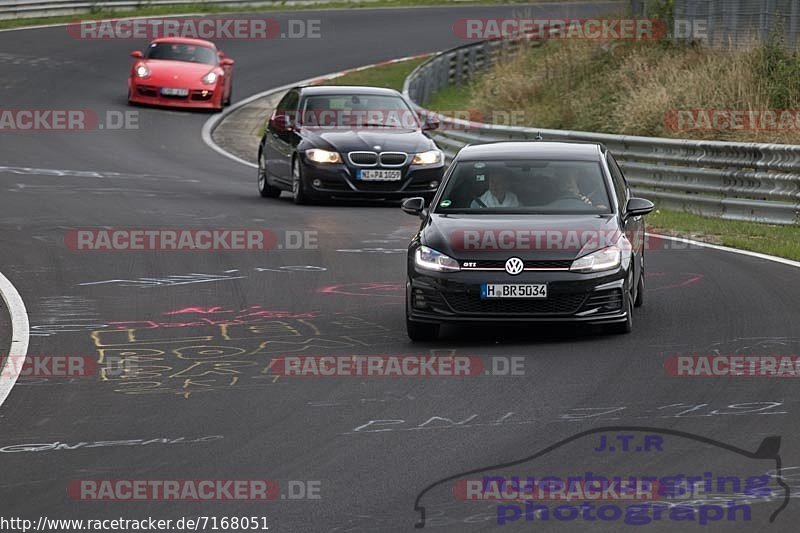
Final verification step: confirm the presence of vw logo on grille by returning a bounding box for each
[505,257,524,275]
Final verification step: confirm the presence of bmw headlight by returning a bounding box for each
[201,71,218,85]
[415,245,460,272]
[412,150,443,166]
[135,64,150,78]
[306,148,342,164]
[570,246,622,272]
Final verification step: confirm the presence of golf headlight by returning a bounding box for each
[201,71,218,85]
[306,148,342,164]
[415,246,460,272]
[570,246,622,272]
[412,150,442,166]
[135,65,150,78]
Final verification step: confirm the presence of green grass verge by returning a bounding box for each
[425,82,474,112]
[0,0,573,31]
[647,208,800,261]
[326,56,428,90]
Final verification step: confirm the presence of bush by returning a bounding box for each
[461,36,800,143]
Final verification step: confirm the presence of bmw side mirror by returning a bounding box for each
[130,51,143,59]
[423,116,440,131]
[270,114,294,132]
[402,197,427,218]
[625,197,655,218]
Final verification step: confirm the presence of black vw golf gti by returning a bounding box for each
[257,85,445,204]
[402,141,654,341]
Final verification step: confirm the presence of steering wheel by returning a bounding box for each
[546,198,592,209]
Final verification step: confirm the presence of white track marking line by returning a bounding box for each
[0,270,29,410]
[651,233,800,270]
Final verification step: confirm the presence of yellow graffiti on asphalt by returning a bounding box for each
[91,315,394,398]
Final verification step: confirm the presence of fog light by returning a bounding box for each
[201,90,209,97]
[312,179,322,187]
[413,289,428,309]
[430,180,439,188]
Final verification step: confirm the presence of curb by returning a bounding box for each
[0,271,29,412]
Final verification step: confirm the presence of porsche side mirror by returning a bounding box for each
[130,51,143,59]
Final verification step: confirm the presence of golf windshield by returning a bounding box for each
[435,159,613,214]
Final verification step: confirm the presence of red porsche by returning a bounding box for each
[128,38,234,111]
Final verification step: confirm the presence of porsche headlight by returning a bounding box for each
[135,64,150,78]
[570,246,622,272]
[415,245,460,272]
[306,148,342,164]
[412,150,442,166]
[201,71,218,85]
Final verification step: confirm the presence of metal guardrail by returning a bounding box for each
[403,39,800,225]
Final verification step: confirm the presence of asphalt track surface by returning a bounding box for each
[1,3,800,532]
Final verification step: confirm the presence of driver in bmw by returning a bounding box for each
[471,173,520,208]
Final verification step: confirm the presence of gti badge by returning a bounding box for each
[504,257,524,276]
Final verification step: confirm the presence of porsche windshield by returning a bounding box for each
[435,159,613,214]
[144,42,217,65]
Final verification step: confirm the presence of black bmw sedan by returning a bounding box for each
[257,85,445,204]
[401,141,655,341]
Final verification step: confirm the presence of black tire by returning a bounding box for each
[258,152,281,198]
[224,85,232,107]
[292,158,309,205]
[406,318,440,342]
[634,260,644,308]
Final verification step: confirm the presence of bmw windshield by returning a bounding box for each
[434,159,613,214]
[300,94,420,129]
